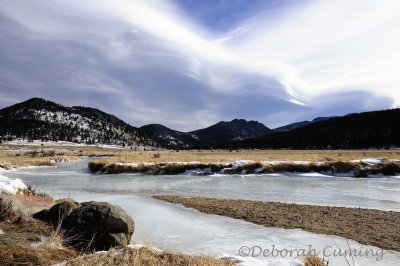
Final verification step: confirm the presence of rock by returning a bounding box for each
[33,198,79,227]
[62,201,134,252]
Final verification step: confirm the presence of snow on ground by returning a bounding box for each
[0,174,28,194]
[351,158,385,165]
[0,166,5,173]
[4,140,152,150]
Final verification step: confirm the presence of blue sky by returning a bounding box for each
[0,0,399,131]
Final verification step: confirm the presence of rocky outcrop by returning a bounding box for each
[33,200,134,252]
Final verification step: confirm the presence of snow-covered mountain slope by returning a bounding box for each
[0,98,156,147]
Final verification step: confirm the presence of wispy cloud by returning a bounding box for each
[0,0,398,130]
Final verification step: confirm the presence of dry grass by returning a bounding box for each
[95,149,400,164]
[0,151,79,169]
[304,255,328,266]
[65,246,233,266]
[0,144,117,169]
[0,197,20,222]
[89,160,400,177]
[0,197,52,235]
[0,244,77,266]
[0,196,77,266]
[2,145,400,169]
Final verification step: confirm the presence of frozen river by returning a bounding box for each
[4,159,400,265]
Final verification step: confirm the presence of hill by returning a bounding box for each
[189,119,272,144]
[0,98,155,147]
[140,124,201,149]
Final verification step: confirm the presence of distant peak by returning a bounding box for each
[25,97,47,103]
[141,124,168,129]
[231,118,246,122]
[20,97,62,108]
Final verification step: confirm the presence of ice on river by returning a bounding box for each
[2,159,400,265]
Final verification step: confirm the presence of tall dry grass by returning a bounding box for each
[304,255,329,266]
[65,246,233,266]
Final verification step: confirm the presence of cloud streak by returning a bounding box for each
[0,0,398,130]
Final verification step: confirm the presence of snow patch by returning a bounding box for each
[351,158,385,166]
[0,174,28,195]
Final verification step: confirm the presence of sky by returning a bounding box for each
[0,0,399,131]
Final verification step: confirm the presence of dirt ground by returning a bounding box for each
[153,195,400,252]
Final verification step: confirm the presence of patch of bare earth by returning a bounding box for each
[153,195,400,252]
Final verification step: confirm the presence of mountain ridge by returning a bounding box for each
[221,109,400,149]
[2,98,398,150]
[0,97,156,147]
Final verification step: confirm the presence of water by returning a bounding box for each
[4,159,400,265]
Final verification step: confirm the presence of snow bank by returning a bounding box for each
[351,158,384,165]
[0,166,5,173]
[0,174,28,195]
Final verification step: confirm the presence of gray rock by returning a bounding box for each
[33,198,79,227]
[62,201,134,252]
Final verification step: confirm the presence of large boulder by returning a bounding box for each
[62,201,134,252]
[33,198,79,227]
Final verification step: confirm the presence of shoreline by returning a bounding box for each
[0,193,235,266]
[89,159,400,177]
[153,195,400,252]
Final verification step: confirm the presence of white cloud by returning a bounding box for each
[233,0,400,106]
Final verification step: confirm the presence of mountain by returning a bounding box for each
[0,98,155,147]
[141,119,272,149]
[222,109,400,149]
[140,124,201,149]
[273,117,334,132]
[189,119,272,144]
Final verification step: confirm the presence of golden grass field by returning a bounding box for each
[2,144,400,170]
[99,149,400,164]
[0,145,115,169]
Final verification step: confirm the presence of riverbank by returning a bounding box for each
[0,193,237,266]
[153,195,400,252]
[89,159,400,177]
[89,149,400,163]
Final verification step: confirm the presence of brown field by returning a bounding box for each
[2,144,400,171]
[94,149,400,164]
[0,144,117,169]
[2,143,400,167]
[154,195,400,252]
